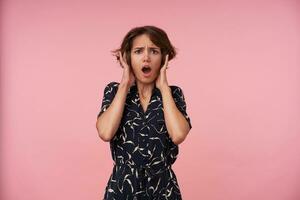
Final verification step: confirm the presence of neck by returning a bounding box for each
[135,80,155,99]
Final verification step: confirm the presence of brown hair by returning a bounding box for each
[111,25,177,68]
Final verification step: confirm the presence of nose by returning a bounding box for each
[143,50,150,61]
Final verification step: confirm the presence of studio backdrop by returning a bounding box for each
[1,0,300,199]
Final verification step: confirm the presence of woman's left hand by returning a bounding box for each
[155,54,169,91]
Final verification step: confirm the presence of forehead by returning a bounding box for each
[132,34,159,48]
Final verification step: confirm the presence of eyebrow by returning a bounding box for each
[133,47,160,50]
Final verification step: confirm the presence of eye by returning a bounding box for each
[134,50,141,54]
[152,50,159,54]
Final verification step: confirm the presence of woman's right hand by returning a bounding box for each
[119,51,136,88]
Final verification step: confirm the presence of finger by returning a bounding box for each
[164,54,169,67]
[121,51,129,67]
[118,51,124,68]
[161,54,169,70]
[123,51,126,62]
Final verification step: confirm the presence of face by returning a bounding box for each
[130,34,162,84]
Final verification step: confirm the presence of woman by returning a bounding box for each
[96,25,192,200]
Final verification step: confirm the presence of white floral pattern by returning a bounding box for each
[98,81,192,200]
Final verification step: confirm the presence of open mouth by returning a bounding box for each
[142,66,152,74]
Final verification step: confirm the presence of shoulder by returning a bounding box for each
[169,85,184,95]
[104,81,120,91]
[170,85,182,90]
[102,82,120,96]
[169,85,188,101]
[105,81,120,88]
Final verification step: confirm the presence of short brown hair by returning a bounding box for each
[111,25,177,68]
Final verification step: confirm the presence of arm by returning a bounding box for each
[96,82,130,142]
[160,85,191,145]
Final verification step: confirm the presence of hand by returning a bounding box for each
[119,51,136,88]
[155,54,169,91]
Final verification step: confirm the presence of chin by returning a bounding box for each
[137,76,157,84]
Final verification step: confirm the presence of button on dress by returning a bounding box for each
[97,81,192,200]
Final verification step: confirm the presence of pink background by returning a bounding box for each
[1,0,300,199]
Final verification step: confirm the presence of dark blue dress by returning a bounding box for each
[97,81,192,200]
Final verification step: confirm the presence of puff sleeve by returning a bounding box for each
[97,82,119,119]
[171,86,192,129]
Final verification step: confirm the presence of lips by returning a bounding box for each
[141,65,152,77]
[141,65,152,73]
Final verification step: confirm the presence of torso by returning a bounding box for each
[139,97,151,113]
[101,81,185,199]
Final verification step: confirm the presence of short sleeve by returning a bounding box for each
[97,82,119,119]
[171,86,192,129]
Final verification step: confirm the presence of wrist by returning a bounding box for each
[160,85,171,93]
[119,81,131,91]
